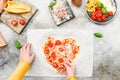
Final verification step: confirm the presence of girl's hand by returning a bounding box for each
[0,0,8,13]
[20,43,35,64]
[64,61,76,78]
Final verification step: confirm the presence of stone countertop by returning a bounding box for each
[0,0,120,80]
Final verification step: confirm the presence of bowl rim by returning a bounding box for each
[85,0,118,25]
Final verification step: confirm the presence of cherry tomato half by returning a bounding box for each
[51,52,56,59]
[48,41,53,47]
[59,47,64,52]
[73,49,77,54]
[55,40,61,45]
[52,62,58,68]
[19,19,26,25]
[59,58,64,63]
[44,49,50,54]
[11,20,18,26]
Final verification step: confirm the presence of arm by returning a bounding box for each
[64,62,78,80]
[8,43,35,80]
[8,61,30,80]
[66,76,78,80]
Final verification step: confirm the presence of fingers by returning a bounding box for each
[29,53,35,64]
[64,61,73,67]
[23,43,28,51]
[26,43,31,53]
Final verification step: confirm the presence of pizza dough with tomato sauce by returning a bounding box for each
[43,37,80,73]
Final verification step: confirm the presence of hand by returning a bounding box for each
[64,61,76,78]
[0,0,8,13]
[20,43,35,64]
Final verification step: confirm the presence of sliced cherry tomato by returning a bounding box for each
[55,40,61,45]
[73,49,77,54]
[52,62,58,68]
[48,41,53,47]
[108,11,114,16]
[59,47,64,52]
[11,20,18,26]
[44,49,50,54]
[48,59,52,63]
[19,19,26,25]
[51,52,56,59]
[59,58,64,63]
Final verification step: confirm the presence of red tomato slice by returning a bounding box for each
[51,52,56,59]
[44,49,50,54]
[55,40,61,45]
[73,49,77,54]
[48,41,53,47]
[59,58,64,63]
[59,47,64,52]
[52,62,58,68]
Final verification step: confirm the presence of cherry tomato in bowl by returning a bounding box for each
[85,0,117,25]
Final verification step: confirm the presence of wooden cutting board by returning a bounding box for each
[0,0,38,34]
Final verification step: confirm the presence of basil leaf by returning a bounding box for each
[97,2,104,8]
[102,8,107,14]
[94,32,103,38]
[48,1,57,8]
[15,40,22,49]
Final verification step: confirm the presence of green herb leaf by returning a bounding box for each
[102,8,107,14]
[15,40,22,49]
[97,2,104,8]
[48,1,57,8]
[94,32,103,38]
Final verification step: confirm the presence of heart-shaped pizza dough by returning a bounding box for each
[43,37,80,73]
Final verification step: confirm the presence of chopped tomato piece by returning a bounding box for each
[52,62,58,68]
[55,40,61,45]
[59,58,64,63]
